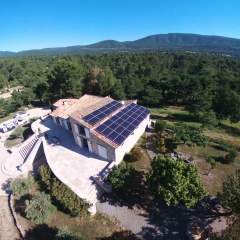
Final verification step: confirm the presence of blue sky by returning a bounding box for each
[1,0,239,51]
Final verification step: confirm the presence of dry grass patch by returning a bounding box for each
[48,211,121,240]
[178,144,240,195]
[15,201,122,240]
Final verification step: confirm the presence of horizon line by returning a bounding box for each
[1,32,240,53]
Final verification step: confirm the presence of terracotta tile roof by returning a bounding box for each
[51,98,79,118]
[51,94,113,120]
[53,98,79,108]
[70,96,114,124]
[51,95,149,149]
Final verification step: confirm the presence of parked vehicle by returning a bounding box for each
[14,111,29,121]
[0,119,18,133]
[17,118,29,126]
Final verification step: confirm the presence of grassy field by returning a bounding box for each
[150,106,240,195]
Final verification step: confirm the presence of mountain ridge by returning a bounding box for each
[1,33,240,57]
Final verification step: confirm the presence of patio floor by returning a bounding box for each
[36,118,110,205]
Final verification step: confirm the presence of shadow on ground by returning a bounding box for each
[100,189,224,240]
[42,118,108,162]
[19,224,58,240]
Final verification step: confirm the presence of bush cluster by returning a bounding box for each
[11,175,34,199]
[172,124,208,147]
[224,148,238,164]
[39,165,90,217]
[25,192,56,224]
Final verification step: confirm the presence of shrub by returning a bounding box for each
[11,176,34,199]
[206,156,216,169]
[39,164,53,190]
[224,148,238,164]
[39,165,90,217]
[56,229,84,240]
[173,124,208,147]
[51,180,89,217]
[25,192,56,224]
[154,120,168,134]
[148,156,206,208]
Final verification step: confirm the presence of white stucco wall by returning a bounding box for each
[114,114,150,164]
[69,114,150,163]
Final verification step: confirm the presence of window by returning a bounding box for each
[77,125,86,136]
[67,120,72,131]
[56,117,60,125]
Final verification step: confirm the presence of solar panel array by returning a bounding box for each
[96,103,149,145]
[83,100,122,125]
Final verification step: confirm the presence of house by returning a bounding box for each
[51,94,150,164]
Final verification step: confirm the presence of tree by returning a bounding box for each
[97,67,118,96]
[214,87,240,123]
[154,121,168,153]
[108,162,138,193]
[0,73,7,89]
[19,88,35,105]
[148,156,206,207]
[34,80,48,102]
[110,80,126,100]
[218,170,240,214]
[25,192,56,224]
[47,59,82,102]
[142,86,162,107]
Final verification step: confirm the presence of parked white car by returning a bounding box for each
[17,118,29,126]
[0,119,18,133]
[14,111,30,121]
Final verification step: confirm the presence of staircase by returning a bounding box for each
[19,136,39,162]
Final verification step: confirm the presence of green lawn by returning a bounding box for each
[150,106,240,195]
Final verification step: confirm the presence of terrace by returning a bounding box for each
[32,118,112,213]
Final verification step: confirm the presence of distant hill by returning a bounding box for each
[0,51,15,57]
[1,33,240,57]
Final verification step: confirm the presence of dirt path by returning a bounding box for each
[0,196,20,240]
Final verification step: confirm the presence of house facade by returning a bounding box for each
[51,94,150,164]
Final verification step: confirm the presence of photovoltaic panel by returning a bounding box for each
[96,103,149,145]
[83,100,122,125]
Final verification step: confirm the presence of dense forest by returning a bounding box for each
[0,52,240,125]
